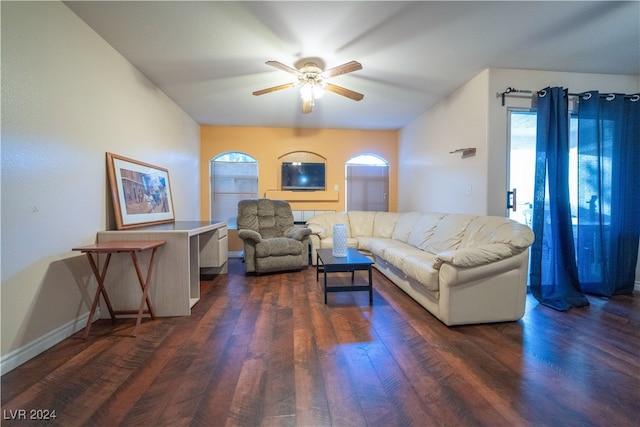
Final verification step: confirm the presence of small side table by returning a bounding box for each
[72,240,165,338]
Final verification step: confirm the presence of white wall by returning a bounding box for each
[399,67,639,287]
[1,2,200,372]
[398,70,490,214]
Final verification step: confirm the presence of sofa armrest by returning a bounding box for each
[238,229,262,243]
[434,243,522,269]
[306,223,326,238]
[285,226,312,241]
[439,250,529,288]
[437,251,530,324]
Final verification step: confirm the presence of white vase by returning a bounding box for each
[332,224,348,257]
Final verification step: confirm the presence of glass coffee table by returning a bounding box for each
[316,248,374,305]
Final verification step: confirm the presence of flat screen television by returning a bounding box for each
[281,162,325,191]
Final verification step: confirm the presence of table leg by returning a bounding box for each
[83,252,117,339]
[130,248,158,337]
[324,266,328,304]
[368,266,373,305]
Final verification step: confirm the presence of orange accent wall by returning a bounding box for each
[200,126,398,220]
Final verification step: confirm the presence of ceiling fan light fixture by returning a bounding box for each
[299,82,324,102]
[299,82,312,101]
[254,59,363,113]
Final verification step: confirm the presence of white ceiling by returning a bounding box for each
[66,1,639,130]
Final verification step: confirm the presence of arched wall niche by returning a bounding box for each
[278,151,326,163]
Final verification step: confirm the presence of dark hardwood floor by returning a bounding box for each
[2,258,639,427]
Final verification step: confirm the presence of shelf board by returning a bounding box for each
[265,190,339,202]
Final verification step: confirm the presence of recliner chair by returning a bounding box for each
[237,199,311,274]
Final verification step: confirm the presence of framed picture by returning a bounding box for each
[106,152,175,229]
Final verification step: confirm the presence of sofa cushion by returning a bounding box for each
[255,237,304,257]
[423,214,476,254]
[402,253,440,291]
[493,221,535,249]
[459,216,535,249]
[373,212,399,238]
[407,212,446,248]
[355,236,375,252]
[382,244,426,267]
[435,243,520,269]
[348,211,376,237]
[319,237,359,250]
[367,238,408,259]
[306,212,351,238]
[392,212,422,242]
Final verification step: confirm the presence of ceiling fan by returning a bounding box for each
[253,59,364,114]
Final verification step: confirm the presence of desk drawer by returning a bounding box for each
[217,235,228,266]
[217,226,228,239]
[199,226,228,268]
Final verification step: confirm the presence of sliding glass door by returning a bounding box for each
[507,109,578,226]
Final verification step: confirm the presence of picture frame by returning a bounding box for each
[106,152,175,229]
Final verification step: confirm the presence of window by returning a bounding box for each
[345,154,389,212]
[210,152,258,228]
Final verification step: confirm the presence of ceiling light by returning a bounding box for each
[253,59,363,114]
[300,82,325,102]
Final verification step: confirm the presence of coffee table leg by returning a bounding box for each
[324,267,328,304]
[368,266,373,305]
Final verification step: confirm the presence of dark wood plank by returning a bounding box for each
[292,268,332,427]
[2,258,638,427]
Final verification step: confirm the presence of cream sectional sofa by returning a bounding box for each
[306,211,535,326]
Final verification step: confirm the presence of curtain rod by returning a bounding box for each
[497,87,640,106]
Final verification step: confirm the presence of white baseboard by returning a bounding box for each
[635,280,640,292]
[0,311,93,375]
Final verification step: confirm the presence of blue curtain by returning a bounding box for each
[529,87,590,310]
[577,91,640,296]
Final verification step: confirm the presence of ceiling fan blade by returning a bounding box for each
[325,83,364,101]
[265,60,302,76]
[252,82,296,96]
[321,60,362,79]
[302,99,313,114]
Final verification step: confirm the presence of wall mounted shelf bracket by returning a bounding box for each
[449,147,476,158]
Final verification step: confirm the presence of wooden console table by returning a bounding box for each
[96,221,228,317]
[72,240,165,338]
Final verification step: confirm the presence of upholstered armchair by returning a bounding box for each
[237,199,312,274]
